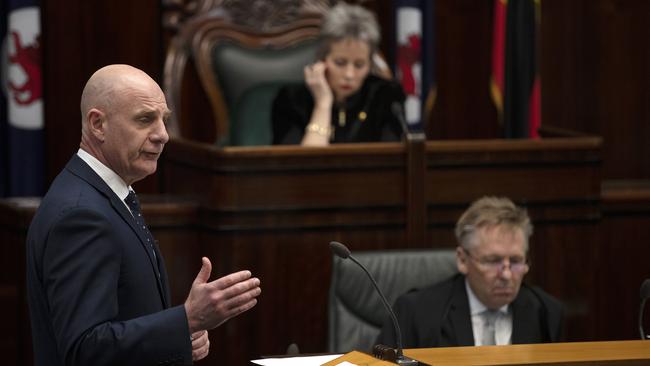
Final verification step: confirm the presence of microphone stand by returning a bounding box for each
[330,241,419,365]
[640,279,650,340]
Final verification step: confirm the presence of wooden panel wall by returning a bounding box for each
[0,200,36,366]
[540,0,650,180]
[600,183,650,341]
[41,0,163,193]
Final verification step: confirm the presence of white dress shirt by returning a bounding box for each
[465,279,513,346]
[77,148,133,213]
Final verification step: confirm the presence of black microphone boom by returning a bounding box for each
[330,240,351,259]
[639,279,650,340]
[391,102,410,137]
[329,241,418,365]
[391,102,426,142]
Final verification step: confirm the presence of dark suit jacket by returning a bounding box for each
[26,155,192,366]
[376,274,564,348]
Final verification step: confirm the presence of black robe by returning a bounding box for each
[376,274,564,348]
[272,74,406,144]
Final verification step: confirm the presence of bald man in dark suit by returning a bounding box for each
[26,64,261,366]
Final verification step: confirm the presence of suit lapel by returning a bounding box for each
[108,193,169,308]
[442,276,475,346]
[511,289,539,344]
[66,155,169,308]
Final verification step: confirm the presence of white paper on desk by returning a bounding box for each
[250,354,343,366]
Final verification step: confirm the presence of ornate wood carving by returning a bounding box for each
[162,0,335,35]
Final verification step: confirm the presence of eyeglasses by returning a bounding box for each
[462,248,529,274]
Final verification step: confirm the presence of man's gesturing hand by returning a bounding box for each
[184,257,261,333]
[190,330,209,361]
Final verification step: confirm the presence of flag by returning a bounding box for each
[394,0,435,131]
[490,0,541,138]
[1,0,44,197]
[0,0,8,196]
[490,0,507,126]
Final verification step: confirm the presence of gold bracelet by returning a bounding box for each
[305,123,332,138]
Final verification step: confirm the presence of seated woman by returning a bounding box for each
[272,3,406,146]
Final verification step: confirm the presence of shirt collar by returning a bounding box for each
[77,148,132,200]
[465,278,509,316]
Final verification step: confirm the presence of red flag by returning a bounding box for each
[528,75,541,138]
[491,0,541,139]
[490,0,507,124]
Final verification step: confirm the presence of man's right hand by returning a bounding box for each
[184,257,261,333]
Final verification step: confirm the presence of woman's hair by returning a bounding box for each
[315,3,380,60]
[455,196,533,251]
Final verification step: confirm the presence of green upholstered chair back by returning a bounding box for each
[163,8,323,144]
[212,40,318,146]
[328,248,459,354]
[184,15,322,147]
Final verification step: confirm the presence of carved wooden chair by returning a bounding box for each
[163,1,325,146]
[163,0,391,146]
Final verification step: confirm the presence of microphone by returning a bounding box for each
[639,279,650,339]
[285,343,300,355]
[391,102,409,136]
[392,102,426,142]
[329,241,418,365]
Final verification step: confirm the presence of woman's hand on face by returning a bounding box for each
[304,62,333,107]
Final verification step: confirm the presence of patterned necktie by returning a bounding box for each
[482,310,499,346]
[124,190,160,275]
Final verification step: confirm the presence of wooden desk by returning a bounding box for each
[162,137,602,243]
[405,340,650,366]
[158,137,603,365]
[322,351,396,366]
